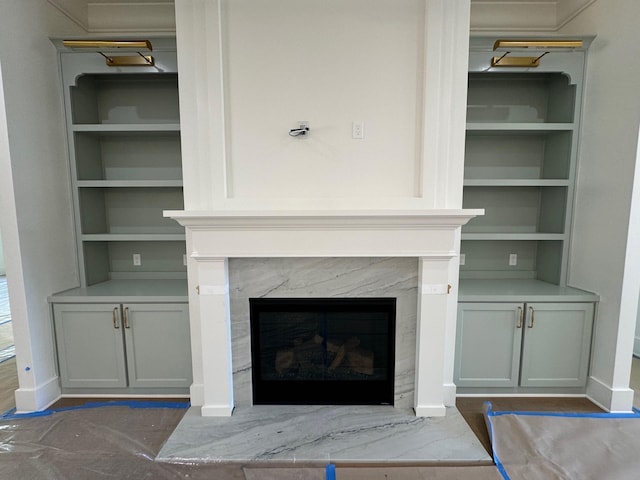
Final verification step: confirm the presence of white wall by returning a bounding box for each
[635,294,640,357]
[0,2,81,411]
[222,0,424,201]
[560,0,640,410]
[177,0,469,211]
[0,228,4,275]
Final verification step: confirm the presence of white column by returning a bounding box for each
[174,0,228,209]
[420,0,471,209]
[195,257,234,416]
[414,256,453,417]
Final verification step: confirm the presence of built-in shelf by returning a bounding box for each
[77,180,184,188]
[461,233,567,241]
[461,64,584,286]
[466,123,575,131]
[458,278,599,303]
[48,279,189,303]
[81,234,186,241]
[57,58,186,287]
[463,179,570,187]
[71,123,181,133]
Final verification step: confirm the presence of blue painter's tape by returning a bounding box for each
[325,463,336,480]
[486,409,640,419]
[0,400,190,420]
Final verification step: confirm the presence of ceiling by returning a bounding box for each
[46,0,597,34]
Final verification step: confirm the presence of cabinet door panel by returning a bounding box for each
[455,303,523,387]
[53,304,127,388]
[123,303,192,388]
[520,302,594,387]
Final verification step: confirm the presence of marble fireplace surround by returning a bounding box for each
[167,209,480,418]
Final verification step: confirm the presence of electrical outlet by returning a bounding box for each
[459,253,466,266]
[509,253,518,266]
[133,253,141,266]
[352,121,364,139]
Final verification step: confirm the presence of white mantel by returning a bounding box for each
[167,209,481,417]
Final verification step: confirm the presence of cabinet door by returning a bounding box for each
[455,303,524,387]
[53,304,127,389]
[123,303,192,388]
[520,302,594,387]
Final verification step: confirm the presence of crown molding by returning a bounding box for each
[556,0,598,29]
[87,3,176,33]
[470,0,598,32]
[47,0,175,33]
[47,1,598,41]
[46,0,89,32]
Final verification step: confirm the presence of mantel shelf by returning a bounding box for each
[165,209,485,230]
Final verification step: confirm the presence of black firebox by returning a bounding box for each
[249,298,396,405]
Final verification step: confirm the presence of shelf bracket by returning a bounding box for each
[491,54,541,68]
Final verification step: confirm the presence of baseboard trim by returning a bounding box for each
[14,375,61,413]
[201,404,234,417]
[414,404,446,417]
[443,383,457,406]
[189,383,204,406]
[586,376,635,412]
[456,393,587,398]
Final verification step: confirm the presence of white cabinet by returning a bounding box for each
[53,303,191,392]
[455,302,594,389]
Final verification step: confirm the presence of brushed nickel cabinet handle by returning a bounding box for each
[528,306,535,328]
[112,307,120,329]
[123,307,130,329]
[517,307,523,328]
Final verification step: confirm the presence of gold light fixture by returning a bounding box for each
[62,39,154,67]
[491,39,583,68]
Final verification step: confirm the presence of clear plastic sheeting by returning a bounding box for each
[0,403,245,480]
[484,402,640,480]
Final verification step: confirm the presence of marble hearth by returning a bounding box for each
[167,210,480,417]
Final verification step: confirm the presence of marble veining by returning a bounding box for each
[228,258,418,409]
[156,405,492,464]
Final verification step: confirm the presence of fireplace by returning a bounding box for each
[250,297,396,405]
[166,210,481,417]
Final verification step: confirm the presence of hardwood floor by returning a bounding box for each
[0,358,17,414]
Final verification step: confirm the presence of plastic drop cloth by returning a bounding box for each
[484,402,640,480]
[0,403,245,480]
